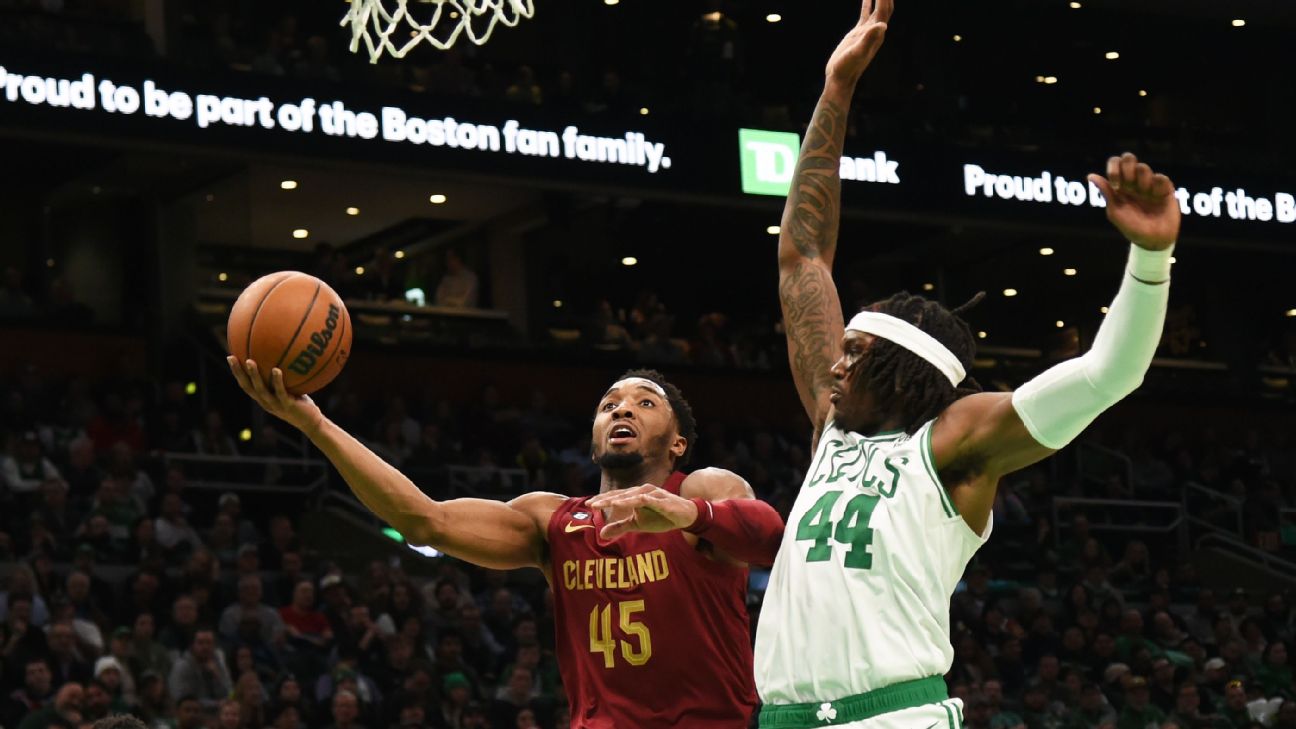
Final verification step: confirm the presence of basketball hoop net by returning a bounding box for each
[341,0,535,62]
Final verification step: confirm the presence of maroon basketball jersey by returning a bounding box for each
[547,472,757,728]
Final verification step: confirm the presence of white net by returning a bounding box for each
[341,0,535,62]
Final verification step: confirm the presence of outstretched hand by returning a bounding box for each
[226,357,325,436]
[825,0,893,86]
[585,484,700,541]
[1088,152,1180,251]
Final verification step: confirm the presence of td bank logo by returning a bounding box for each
[739,129,799,196]
[738,128,901,196]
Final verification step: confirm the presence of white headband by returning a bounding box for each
[846,311,967,387]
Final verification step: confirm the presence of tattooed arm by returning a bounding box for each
[778,0,892,448]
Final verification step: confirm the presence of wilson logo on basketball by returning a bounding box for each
[287,303,341,375]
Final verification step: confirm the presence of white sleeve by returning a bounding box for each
[1011,245,1172,449]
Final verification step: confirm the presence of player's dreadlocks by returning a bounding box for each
[851,292,986,435]
[619,368,697,467]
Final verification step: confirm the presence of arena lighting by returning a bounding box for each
[922,283,935,291]
[766,13,782,23]
[1093,107,1102,114]
[621,256,638,267]
[185,382,197,395]
[218,272,228,282]
[1232,18,1246,27]
[1138,89,1148,97]
[239,429,252,442]
[1003,288,1018,297]
[1286,309,1296,317]
[952,34,962,42]
[45,258,55,268]
[766,225,781,235]
[1044,76,1058,84]
[280,180,298,190]
[604,0,619,5]
[1104,51,1120,60]
[355,266,366,275]
[639,107,650,115]
[394,250,405,259]
[1063,268,1077,276]
[1056,320,1065,328]
[1170,256,1177,264]
[977,331,987,339]
[1101,306,1109,314]
[346,206,360,215]
[553,300,563,308]
[1039,247,1054,256]
[1069,1,1081,7]
[429,194,447,204]
[292,228,309,239]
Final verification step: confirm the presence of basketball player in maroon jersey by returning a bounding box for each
[227,358,785,727]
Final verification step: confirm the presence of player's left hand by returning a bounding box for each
[586,485,700,540]
[1088,152,1180,251]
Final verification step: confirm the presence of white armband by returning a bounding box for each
[1011,244,1173,449]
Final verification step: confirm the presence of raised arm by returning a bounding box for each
[227,357,558,571]
[934,153,1181,533]
[779,0,891,444]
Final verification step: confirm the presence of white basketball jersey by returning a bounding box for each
[754,418,992,705]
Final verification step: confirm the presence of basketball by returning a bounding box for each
[226,271,352,396]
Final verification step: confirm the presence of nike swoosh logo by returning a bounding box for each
[565,523,596,533]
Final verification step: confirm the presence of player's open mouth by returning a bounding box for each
[608,424,637,444]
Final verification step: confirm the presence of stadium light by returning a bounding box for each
[1101,307,1109,314]
[1056,320,1065,328]
[1063,268,1077,276]
[766,13,782,23]
[553,300,563,308]
[218,272,228,282]
[1039,247,1054,256]
[1069,1,1081,7]
[766,225,780,235]
[1093,107,1102,114]
[239,429,252,442]
[1105,51,1119,60]
[1286,309,1296,318]
[293,229,309,239]
[280,180,298,190]
[639,107,650,115]
[355,266,365,275]
[429,194,447,204]
[953,34,962,42]
[1138,90,1148,97]
[977,331,987,339]
[1003,288,1018,297]
[1044,76,1058,85]
[1232,18,1246,27]
[185,382,197,395]
[922,283,935,291]
[394,250,405,259]
[346,206,360,215]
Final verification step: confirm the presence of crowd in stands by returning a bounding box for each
[0,337,1294,728]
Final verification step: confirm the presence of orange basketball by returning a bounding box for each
[227,272,352,396]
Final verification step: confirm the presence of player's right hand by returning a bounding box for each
[825,0,892,86]
[227,357,325,436]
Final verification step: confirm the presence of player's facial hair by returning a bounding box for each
[597,451,646,470]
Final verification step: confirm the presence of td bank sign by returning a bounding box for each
[738,128,900,196]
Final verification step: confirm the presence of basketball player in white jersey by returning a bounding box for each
[739,0,1180,726]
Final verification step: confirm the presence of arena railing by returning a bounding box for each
[1193,531,1296,584]
[161,452,330,495]
[1050,497,1188,555]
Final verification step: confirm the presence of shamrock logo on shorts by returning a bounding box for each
[816,702,837,722]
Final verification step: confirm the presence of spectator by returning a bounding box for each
[168,628,233,712]
[0,566,51,626]
[434,249,479,308]
[128,613,172,681]
[45,619,93,687]
[3,431,62,499]
[1117,676,1165,729]
[1165,681,1226,729]
[491,665,538,726]
[192,410,239,456]
[155,492,203,557]
[218,575,285,648]
[216,493,260,545]
[324,689,367,729]
[174,696,207,729]
[15,681,82,729]
[4,656,54,727]
[218,698,243,729]
[1066,683,1116,729]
